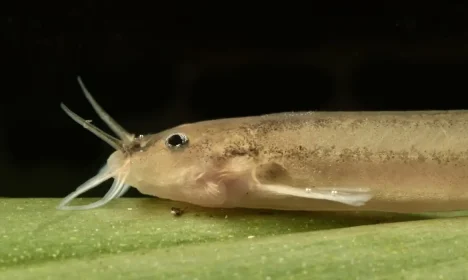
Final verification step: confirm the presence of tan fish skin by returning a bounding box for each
[58,77,468,213]
[117,110,468,214]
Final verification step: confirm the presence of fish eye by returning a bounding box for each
[165,133,189,149]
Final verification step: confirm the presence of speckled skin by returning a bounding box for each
[117,110,468,213]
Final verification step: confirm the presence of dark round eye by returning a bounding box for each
[165,133,189,149]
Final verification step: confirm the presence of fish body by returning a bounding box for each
[126,110,468,213]
[59,77,468,213]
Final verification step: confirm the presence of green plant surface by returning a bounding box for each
[1,198,468,280]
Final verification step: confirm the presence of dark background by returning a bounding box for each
[3,7,468,198]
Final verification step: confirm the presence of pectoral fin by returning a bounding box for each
[256,183,373,206]
[251,162,373,207]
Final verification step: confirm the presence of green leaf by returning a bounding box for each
[1,198,468,279]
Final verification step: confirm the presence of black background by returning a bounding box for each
[3,5,468,198]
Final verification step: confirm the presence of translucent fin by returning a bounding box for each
[77,76,135,144]
[258,184,373,207]
[57,165,120,210]
[60,103,123,151]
